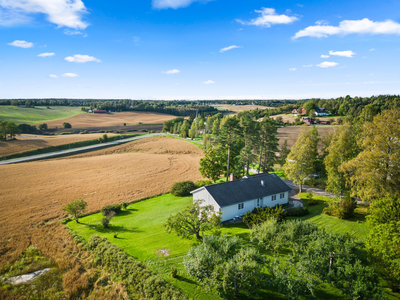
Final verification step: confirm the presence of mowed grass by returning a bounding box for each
[0,106,84,124]
[68,193,399,299]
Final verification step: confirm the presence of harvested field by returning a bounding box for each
[0,133,117,157]
[37,111,176,129]
[212,104,271,114]
[277,126,335,149]
[0,136,204,270]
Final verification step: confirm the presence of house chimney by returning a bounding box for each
[230,173,235,181]
[261,180,265,186]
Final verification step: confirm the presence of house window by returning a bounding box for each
[271,195,276,201]
[238,203,244,210]
[280,193,285,199]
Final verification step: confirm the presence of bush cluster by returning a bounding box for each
[243,205,286,228]
[306,193,318,206]
[285,207,309,217]
[170,181,197,196]
[195,180,213,188]
[101,204,122,216]
[323,197,356,219]
[88,235,186,299]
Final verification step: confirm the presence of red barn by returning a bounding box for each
[94,110,107,114]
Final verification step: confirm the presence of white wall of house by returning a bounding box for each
[219,191,290,222]
[192,188,220,213]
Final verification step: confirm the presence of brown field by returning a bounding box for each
[277,126,335,149]
[36,111,176,128]
[213,104,272,114]
[0,133,118,157]
[0,136,204,271]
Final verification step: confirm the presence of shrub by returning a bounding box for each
[286,207,309,217]
[101,204,122,216]
[243,205,287,228]
[38,123,48,130]
[63,122,72,128]
[306,193,318,206]
[340,196,357,219]
[121,202,128,210]
[171,266,178,278]
[170,181,197,196]
[101,211,116,228]
[195,180,213,188]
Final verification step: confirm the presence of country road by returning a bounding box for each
[0,133,164,165]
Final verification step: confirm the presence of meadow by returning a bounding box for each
[68,192,399,299]
[0,106,84,124]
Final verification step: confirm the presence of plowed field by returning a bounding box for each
[37,111,176,128]
[0,136,204,267]
[0,133,117,157]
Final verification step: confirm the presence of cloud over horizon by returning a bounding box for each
[38,52,55,57]
[163,69,180,74]
[8,40,33,48]
[203,80,215,84]
[329,50,355,57]
[236,7,298,27]
[152,0,212,10]
[65,54,101,63]
[0,0,89,29]
[220,45,241,53]
[62,73,78,77]
[317,61,338,68]
[294,18,400,39]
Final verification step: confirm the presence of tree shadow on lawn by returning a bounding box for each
[81,223,141,234]
[117,209,137,216]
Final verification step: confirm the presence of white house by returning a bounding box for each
[191,173,292,222]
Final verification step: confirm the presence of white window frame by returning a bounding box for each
[238,203,244,210]
[280,193,285,199]
[271,195,276,201]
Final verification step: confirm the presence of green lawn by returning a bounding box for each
[0,106,84,124]
[68,193,399,300]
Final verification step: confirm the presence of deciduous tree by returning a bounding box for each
[164,200,221,239]
[283,126,319,192]
[5,122,19,139]
[62,199,88,223]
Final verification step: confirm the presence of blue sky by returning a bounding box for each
[1,0,400,99]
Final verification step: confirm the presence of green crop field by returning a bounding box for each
[0,106,84,124]
[68,193,399,300]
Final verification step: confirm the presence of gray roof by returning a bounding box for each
[191,173,292,207]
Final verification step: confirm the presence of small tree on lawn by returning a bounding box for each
[164,200,221,239]
[62,199,88,223]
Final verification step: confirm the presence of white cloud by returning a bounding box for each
[220,45,241,53]
[236,7,298,27]
[316,61,338,68]
[315,20,329,26]
[329,50,355,57]
[203,80,215,84]
[321,54,330,58]
[38,52,54,57]
[8,40,33,48]
[64,29,87,36]
[0,0,89,29]
[49,74,58,78]
[294,18,400,39]
[163,69,180,74]
[289,68,296,71]
[303,64,313,67]
[152,0,212,9]
[369,48,377,51]
[65,54,101,63]
[62,73,78,77]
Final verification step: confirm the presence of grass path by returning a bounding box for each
[0,106,84,124]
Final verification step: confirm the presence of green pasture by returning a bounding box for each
[0,106,84,124]
[68,193,398,299]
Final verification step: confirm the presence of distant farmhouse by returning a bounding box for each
[303,117,330,125]
[314,107,330,116]
[191,173,292,222]
[94,110,107,114]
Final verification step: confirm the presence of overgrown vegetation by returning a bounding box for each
[170,180,197,196]
[242,205,286,228]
